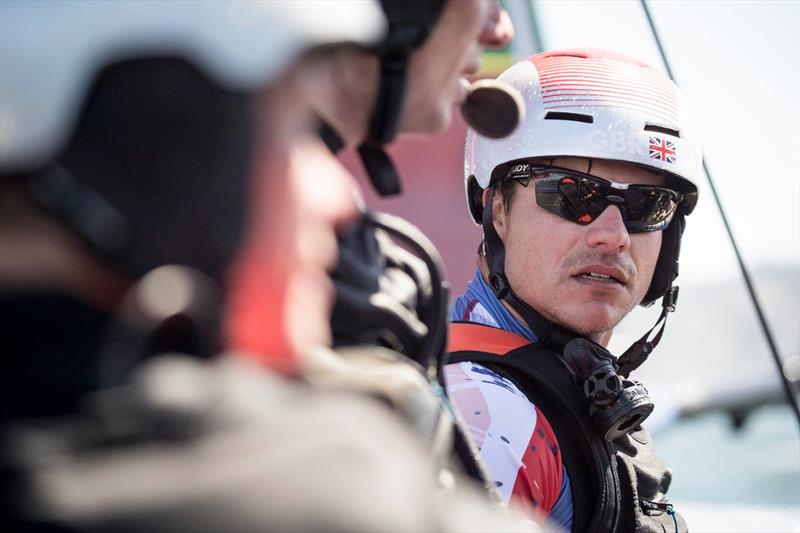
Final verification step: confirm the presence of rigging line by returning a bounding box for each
[640,0,800,427]
[524,0,544,54]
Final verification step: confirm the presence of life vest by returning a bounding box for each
[447,321,687,533]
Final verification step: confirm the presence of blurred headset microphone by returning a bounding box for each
[459,78,525,139]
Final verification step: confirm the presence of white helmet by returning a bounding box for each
[466,48,701,307]
[464,48,700,226]
[0,0,386,173]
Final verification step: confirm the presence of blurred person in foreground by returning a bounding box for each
[444,49,701,532]
[0,1,533,531]
[253,0,519,486]
[233,0,514,364]
[227,0,527,510]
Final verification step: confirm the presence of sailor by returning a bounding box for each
[313,0,513,374]
[313,0,514,195]
[0,2,532,530]
[445,48,700,532]
[265,0,522,494]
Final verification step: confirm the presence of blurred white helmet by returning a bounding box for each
[464,48,700,225]
[0,0,386,172]
[0,0,385,281]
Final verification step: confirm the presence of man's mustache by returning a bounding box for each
[562,252,636,282]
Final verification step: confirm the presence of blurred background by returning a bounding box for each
[341,1,800,531]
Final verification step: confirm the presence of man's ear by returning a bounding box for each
[483,187,508,240]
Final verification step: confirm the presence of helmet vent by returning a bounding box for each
[544,111,593,124]
[644,124,680,138]
[547,52,590,59]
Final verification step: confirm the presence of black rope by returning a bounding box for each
[640,0,800,427]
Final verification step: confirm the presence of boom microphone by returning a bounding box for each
[459,78,525,139]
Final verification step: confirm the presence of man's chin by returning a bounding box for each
[554,304,624,342]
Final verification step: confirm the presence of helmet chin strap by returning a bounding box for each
[354,42,413,197]
[481,186,574,351]
[319,112,404,198]
[481,185,677,375]
[616,286,677,377]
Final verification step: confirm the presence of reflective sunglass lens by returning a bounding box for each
[533,170,681,232]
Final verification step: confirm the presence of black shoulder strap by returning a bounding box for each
[449,344,621,533]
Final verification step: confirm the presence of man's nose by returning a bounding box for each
[479,2,514,49]
[585,205,631,252]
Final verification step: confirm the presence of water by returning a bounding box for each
[652,405,800,532]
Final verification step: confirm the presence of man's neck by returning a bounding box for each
[311,49,379,147]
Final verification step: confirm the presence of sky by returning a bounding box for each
[513,0,800,285]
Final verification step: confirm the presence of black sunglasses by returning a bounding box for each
[506,165,683,233]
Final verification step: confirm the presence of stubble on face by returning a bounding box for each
[546,248,644,341]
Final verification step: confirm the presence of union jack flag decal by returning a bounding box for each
[649,137,676,164]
